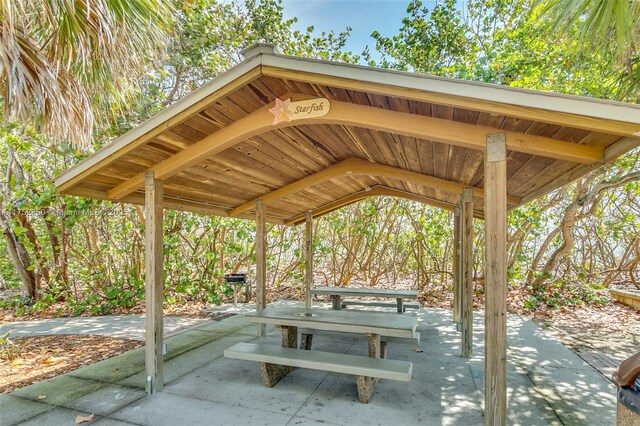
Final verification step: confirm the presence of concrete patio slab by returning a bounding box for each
[92,419,141,426]
[118,333,256,389]
[10,374,105,406]
[0,395,56,425]
[61,384,146,416]
[525,365,616,425]
[108,392,294,426]
[0,315,208,340]
[1,301,619,426]
[15,406,95,426]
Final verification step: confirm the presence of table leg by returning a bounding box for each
[259,326,297,387]
[299,333,313,350]
[281,325,298,348]
[357,333,381,403]
[396,298,403,313]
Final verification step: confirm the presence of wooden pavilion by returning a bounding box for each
[54,44,640,425]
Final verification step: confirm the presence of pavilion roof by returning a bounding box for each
[54,44,640,224]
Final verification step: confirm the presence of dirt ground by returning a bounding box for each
[0,335,143,394]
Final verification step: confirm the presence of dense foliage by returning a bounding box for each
[0,0,638,317]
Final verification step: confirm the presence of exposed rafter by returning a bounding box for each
[57,65,263,193]
[229,158,520,217]
[106,95,603,201]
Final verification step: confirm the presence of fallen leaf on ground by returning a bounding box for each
[74,413,94,424]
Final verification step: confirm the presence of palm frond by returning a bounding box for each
[541,0,637,55]
[0,0,175,148]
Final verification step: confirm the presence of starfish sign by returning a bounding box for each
[269,98,293,125]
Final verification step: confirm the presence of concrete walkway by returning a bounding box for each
[0,315,209,340]
[0,301,617,425]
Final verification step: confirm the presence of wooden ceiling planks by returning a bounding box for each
[60,71,639,222]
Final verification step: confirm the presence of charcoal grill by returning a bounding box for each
[224,273,251,305]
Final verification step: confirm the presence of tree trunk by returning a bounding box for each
[531,169,640,293]
[0,211,37,300]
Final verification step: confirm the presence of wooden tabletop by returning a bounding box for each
[310,287,418,299]
[244,307,417,338]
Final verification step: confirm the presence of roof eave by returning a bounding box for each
[260,53,640,125]
[54,53,265,192]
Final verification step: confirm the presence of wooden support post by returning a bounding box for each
[452,206,461,323]
[417,242,423,290]
[461,188,473,358]
[144,171,164,394]
[305,211,313,309]
[484,133,508,426]
[256,199,267,337]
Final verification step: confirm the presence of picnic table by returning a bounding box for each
[310,287,419,313]
[224,306,417,402]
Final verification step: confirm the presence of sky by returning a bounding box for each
[280,0,435,55]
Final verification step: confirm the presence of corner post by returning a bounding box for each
[305,211,313,309]
[484,133,507,426]
[452,206,461,323]
[461,188,473,358]
[256,199,267,336]
[144,171,164,394]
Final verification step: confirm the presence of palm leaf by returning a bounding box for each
[541,0,637,56]
[0,0,175,148]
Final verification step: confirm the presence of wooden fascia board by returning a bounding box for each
[285,186,485,225]
[64,187,285,224]
[54,57,264,193]
[106,95,603,202]
[260,57,640,136]
[229,158,518,217]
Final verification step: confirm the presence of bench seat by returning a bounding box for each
[298,328,420,345]
[224,342,413,381]
[340,300,420,311]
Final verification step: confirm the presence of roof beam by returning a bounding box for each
[323,100,603,164]
[263,65,640,137]
[229,158,520,217]
[285,185,484,225]
[106,95,602,201]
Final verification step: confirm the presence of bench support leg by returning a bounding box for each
[259,362,293,388]
[259,325,298,387]
[355,333,381,403]
[356,376,378,403]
